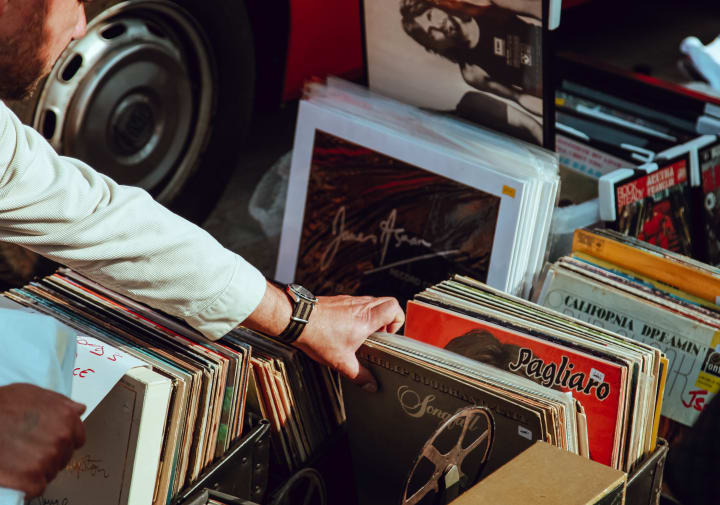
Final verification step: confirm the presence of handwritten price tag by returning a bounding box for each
[71,335,147,420]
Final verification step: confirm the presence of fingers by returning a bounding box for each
[70,412,86,450]
[354,365,378,393]
[23,475,48,499]
[45,403,85,481]
[368,297,405,334]
[64,400,86,449]
[67,400,86,417]
[340,355,378,393]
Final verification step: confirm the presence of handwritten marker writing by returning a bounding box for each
[73,368,95,379]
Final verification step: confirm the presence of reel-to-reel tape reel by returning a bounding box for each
[401,406,496,505]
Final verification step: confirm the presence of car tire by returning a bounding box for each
[6,0,255,225]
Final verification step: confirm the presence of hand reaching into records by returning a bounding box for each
[243,282,405,392]
[0,384,86,498]
[294,295,405,391]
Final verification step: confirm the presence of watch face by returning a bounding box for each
[289,283,316,302]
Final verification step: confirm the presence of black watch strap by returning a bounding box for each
[277,284,316,344]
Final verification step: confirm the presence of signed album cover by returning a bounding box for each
[292,130,499,302]
[277,99,527,303]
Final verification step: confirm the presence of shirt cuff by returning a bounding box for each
[185,255,267,340]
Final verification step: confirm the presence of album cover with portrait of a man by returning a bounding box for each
[363,0,558,147]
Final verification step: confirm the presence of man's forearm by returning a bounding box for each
[0,101,266,339]
[241,281,293,337]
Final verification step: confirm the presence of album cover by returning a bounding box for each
[407,275,665,470]
[276,100,532,303]
[404,300,626,467]
[538,265,719,427]
[606,155,695,257]
[363,0,553,147]
[343,339,547,505]
[296,130,500,302]
[700,139,720,265]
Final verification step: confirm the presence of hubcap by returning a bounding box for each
[34,0,215,203]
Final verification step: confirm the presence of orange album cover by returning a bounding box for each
[405,300,627,467]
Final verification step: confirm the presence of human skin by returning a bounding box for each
[1,0,405,383]
[0,0,404,440]
[0,384,86,497]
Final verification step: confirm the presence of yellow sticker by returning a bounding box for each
[502,185,516,198]
[712,331,720,349]
[696,372,720,394]
[555,97,565,106]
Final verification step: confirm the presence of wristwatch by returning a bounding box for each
[277,283,317,344]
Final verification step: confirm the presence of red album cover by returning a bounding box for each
[613,156,694,256]
[405,300,627,467]
[700,141,720,265]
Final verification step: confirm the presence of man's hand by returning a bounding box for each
[243,282,405,392]
[0,384,86,498]
[294,295,404,391]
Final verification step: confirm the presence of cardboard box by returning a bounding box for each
[450,441,626,505]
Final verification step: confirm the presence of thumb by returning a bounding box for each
[67,400,86,416]
[341,354,379,393]
[354,365,379,394]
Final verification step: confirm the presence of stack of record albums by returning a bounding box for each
[6,269,343,505]
[275,79,560,304]
[21,0,720,502]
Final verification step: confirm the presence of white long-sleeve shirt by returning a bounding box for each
[0,100,267,340]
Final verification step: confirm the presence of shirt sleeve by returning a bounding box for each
[0,101,267,340]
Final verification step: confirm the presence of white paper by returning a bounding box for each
[590,368,606,383]
[0,300,77,505]
[72,335,148,420]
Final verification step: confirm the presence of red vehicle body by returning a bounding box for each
[282,0,364,100]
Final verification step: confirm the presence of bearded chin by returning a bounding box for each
[0,4,51,102]
[0,68,44,102]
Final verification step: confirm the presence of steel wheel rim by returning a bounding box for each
[33,0,215,204]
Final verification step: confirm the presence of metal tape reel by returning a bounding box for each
[401,406,495,505]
